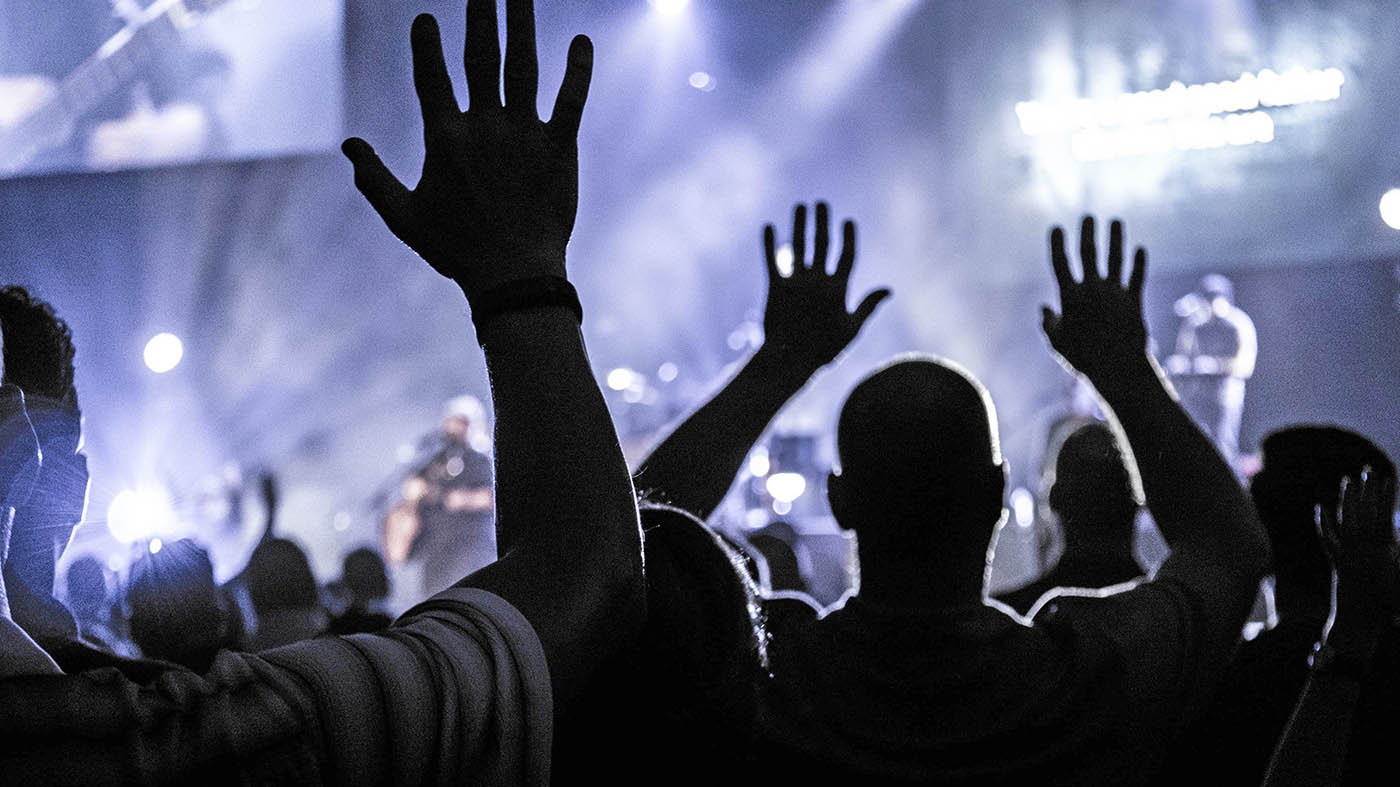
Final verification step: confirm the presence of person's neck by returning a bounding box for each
[854,551,984,612]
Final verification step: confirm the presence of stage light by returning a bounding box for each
[1380,189,1400,230]
[647,0,689,17]
[107,487,176,544]
[333,511,351,532]
[688,71,715,92]
[1010,487,1034,529]
[148,537,163,555]
[607,367,638,391]
[748,446,771,477]
[774,243,795,276]
[143,332,183,373]
[657,362,679,382]
[766,471,807,503]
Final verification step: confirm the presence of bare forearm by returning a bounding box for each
[1089,354,1265,571]
[478,306,638,560]
[633,346,811,521]
[1262,674,1361,787]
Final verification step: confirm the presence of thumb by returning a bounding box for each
[852,288,892,329]
[343,138,413,237]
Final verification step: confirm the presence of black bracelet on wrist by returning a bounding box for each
[470,276,583,336]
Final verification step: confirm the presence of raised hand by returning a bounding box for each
[342,0,593,298]
[1042,216,1148,379]
[761,202,891,369]
[1316,468,1400,642]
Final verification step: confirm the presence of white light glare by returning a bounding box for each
[107,487,177,544]
[688,71,715,91]
[647,0,690,17]
[657,362,679,382]
[748,447,771,478]
[606,367,638,391]
[148,537,163,555]
[143,332,184,373]
[766,472,807,503]
[774,244,795,276]
[1380,189,1400,231]
[1010,487,1035,529]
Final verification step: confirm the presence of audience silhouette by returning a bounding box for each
[997,421,1145,615]
[0,1,1392,783]
[1160,426,1400,786]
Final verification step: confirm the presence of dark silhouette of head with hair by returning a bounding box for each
[552,504,766,780]
[1250,425,1397,621]
[826,356,1006,606]
[64,556,109,623]
[749,520,806,594]
[127,539,228,671]
[242,537,326,650]
[341,547,389,608]
[1047,422,1139,556]
[0,285,89,646]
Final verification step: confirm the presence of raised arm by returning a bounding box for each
[1041,217,1268,638]
[343,0,642,707]
[1262,470,1399,787]
[632,202,889,520]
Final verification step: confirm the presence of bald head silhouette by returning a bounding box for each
[1047,422,1139,554]
[828,356,1006,605]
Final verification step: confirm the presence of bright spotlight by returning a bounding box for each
[143,332,184,373]
[107,487,176,543]
[748,447,771,477]
[1380,189,1400,230]
[606,367,637,391]
[148,537,163,555]
[766,471,808,503]
[688,71,715,91]
[1010,487,1035,529]
[657,362,679,382]
[774,244,795,276]
[647,0,690,17]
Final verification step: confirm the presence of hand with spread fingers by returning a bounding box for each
[1042,216,1149,381]
[1316,467,1400,647]
[761,202,891,370]
[342,0,593,298]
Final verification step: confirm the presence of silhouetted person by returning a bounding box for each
[1165,273,1256,465]
[552,504,766,781]
[748,520,808,595]
[127,539,231,671]
[242,537,328,650]
[1262,467,1399,786]
[64,556,135,657]
[752,218,1266,783]
[997,421,1144,615]
[1158,426,1400,786]
[3,2,647,780]
[0,286,140,676]
[327,547,393,635]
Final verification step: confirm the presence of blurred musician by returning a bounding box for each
[1165,273,1257,466]
[382,396,495,598]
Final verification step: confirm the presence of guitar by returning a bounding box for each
[0,0,229,176]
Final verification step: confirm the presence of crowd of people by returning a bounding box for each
[1,1,1397,784]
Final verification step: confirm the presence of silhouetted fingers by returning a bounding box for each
[550,35,593,137]
[464,0,503,110]
[343,138,412,237]
[834,220,857,281]
[852,288,891,328]
[813,202,830,274]
[791,204,807,273]
[1049,226,1073,290]
[763,224,780,282]
[1107,219,1124,285]
[503,0,539,114]
[1128,247,1148,303]
[411,16,459,130]
[1079,216,1099,280]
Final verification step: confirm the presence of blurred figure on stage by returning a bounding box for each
[383,395,495,598]
[1165,273,1256,466]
